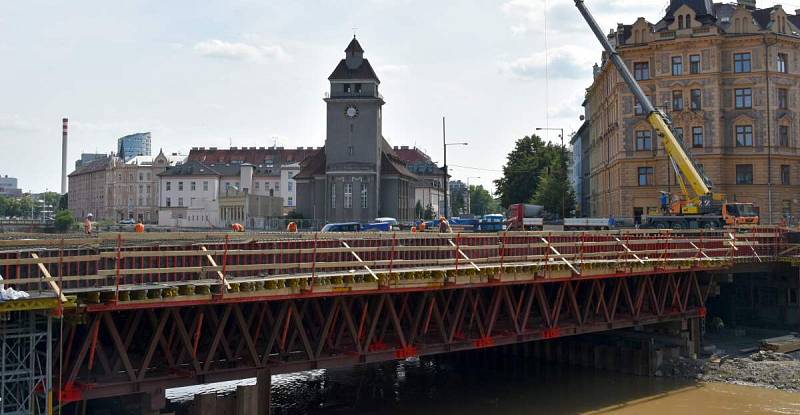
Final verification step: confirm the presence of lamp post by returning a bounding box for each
[466,176,481,215]
[536,127,567,220]
[442,116,468,218]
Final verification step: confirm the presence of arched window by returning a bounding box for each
[678,15,684,29]
[685,14,691,28]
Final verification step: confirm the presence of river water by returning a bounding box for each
[166,352,800,414]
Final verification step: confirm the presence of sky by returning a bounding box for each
[0,0,791,193]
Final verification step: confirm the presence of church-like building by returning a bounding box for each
[295,38,418,223]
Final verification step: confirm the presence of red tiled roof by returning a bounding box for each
[187,147,321,166]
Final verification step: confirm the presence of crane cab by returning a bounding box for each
[722,203,759,226]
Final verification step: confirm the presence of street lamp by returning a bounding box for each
[466,176,481,215]
[536,127,567,220]
[442,116,469,218]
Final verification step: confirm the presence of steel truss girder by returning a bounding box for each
[58,272,711,402]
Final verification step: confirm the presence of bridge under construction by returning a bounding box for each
[0,227,791,414]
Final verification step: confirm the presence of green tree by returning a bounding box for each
[54,210,75,233]
[450,186,467,216]
[469,185,500,216]
[423,204,435,220]
[58,193,69,211]
[494,135,561,209]
[531,157,576,219]
[415,200,424,219]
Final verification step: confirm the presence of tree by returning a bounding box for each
[531,157,576,219]
[54,210,75,232]
[423,204,435,220]
[58,193,69,211]
[450,186,467,216]
[469,185,500,216]
[415,200,424,219]
[494,135,561,209]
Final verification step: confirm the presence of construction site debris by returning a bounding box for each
[0,274,30,301]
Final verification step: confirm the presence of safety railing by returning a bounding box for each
[0,227,784,305]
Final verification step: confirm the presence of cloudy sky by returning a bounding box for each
[0,0,787,193]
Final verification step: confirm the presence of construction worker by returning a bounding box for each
[232,223,245,232]
[84,213,93,235]
[438,217,452,233]
[660,191,670,215]
[418,221,426,232]
[134,223,145,233]
[287,221,298,233]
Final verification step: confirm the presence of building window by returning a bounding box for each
[203,181,209,191]
[636,130,652,150]
[736,125,753,146]
[638,167,654,186]
[781,165,791,185]
[166,181,171,191]
[355,83,362,93]
[778,53,788,73]
[178,197,183,207]
[138,173,143,181]
[344,83,352,93]
[735,88,752,108]
[736,164,753,184]
[671,56,683,76]
[685,14,691,28]
[672,90,683,111]
[780,125,789,147]
[178,181,184,191]
[734,52,751,73]
[634,97,645,115]
[779,88,788,109]
[361,183,368,208]
[674,127,684,143]
[690,54,701,74]
[166,197,171,207]
[190,181,196,191]
[288,181,293,191]
[344,183,353,208]
[634,62,649,80]
[275,182,280,192]
[330,183,336,208]
[690,89,701,110]
[288,196,294,206]
[692,127,704,148]
[678,15,684,29]
[255,181,260,189]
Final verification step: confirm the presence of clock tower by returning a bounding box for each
[323,37,384,221]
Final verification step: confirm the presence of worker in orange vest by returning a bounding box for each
[84,213,93,235]
[438,217,452,233]
[134,223,145,233]
[287,222,298,233]
[232,223,245,232]
[418,222,427,232]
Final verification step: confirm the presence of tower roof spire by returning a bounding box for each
[345,37,364,54]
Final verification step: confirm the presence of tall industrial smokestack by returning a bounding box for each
[61,118,68,195]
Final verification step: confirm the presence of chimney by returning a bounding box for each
[61,118,68,195]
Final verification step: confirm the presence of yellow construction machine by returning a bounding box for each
[574,0,760,229]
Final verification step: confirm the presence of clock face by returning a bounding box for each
[345,106,359,118]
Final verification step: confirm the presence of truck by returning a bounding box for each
[563,217,616,231]
[506,204,544,231]
[574,0,760,229]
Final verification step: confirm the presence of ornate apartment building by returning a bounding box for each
[584,0,800,223]
[68,150,184,222]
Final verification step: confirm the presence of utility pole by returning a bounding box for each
[536,127,567,219]
[443,117,448,218]
[441,116,469,219]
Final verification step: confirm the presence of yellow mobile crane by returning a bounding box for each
[574,0,760,229]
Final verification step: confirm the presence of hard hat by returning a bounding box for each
[87,213,93,217]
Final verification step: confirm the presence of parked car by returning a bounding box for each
[374,217,399,230]
[119,219,136,225]
[321,222,361,232]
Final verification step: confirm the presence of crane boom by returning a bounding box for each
[574,0,711,198]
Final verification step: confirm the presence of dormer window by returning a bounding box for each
[678,15,684,29]
[685,14,691,28]
[344,83,352,93]
[355,83,362,93]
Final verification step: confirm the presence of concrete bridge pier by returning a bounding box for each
[188,369,271,415]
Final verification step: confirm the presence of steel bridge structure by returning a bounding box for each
[0,228,784,412]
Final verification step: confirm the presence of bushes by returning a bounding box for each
[54,210,75,233]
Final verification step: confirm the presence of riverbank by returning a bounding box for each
[658,327,800,392]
